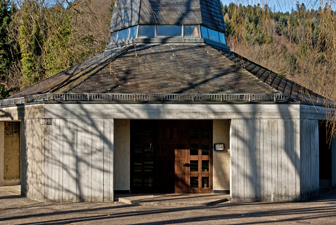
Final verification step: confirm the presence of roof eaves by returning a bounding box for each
[208,44,329,103]
[57,46,131,93]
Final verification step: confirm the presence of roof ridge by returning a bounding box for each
[9,51,108,99]
[65,46,131,93]
[208,44,328,101]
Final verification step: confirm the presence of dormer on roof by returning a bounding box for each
[107,0,229,49]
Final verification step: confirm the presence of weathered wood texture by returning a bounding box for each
[44,118,114,202]
[231,119,301,202]
[300,119,319,200]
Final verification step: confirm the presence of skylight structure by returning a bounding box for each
[107,0,228,49]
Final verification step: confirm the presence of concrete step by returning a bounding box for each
[117,194,230,207]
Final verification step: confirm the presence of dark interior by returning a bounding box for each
[319,122,332,186]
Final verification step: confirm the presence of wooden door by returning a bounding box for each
[187,121,213,193]
[175,148,189,193]
[131,120,212,194]
[156,121,187,193]
[4,122,21,181]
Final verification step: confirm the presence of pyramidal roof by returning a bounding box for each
[4,0,330,107]
[110,0,226,33]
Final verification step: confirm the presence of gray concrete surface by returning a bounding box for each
[117,194,229,206]
[1,185,336,224]
[1,103,327,203]
[0,186,41,210]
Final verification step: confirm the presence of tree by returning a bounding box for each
[19,3,44,87]
[0,0,11,75]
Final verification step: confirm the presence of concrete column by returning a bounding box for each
[114,120,131,193]
[0,122,4,186]
[213,120,230,193]
[332,137,336,187]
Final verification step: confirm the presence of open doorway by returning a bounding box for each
[0,122,21,186]
[319,122,332,188]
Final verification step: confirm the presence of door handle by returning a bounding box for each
[181,162,189,167]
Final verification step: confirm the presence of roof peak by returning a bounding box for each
[110,0,226,33]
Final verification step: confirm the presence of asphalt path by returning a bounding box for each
[0,187,336,224]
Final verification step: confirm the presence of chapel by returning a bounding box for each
[0,0,335,203]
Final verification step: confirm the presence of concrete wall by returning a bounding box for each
[114,119,130,191]
[0,106,21,121]
[44,104,303,120]
[300,119,319,200]
[44,118,114,202]
[44,103,304,202]
[0,122,4,186]
[213,120,230,193]
[231,119,301,202]
[0,105,45,198]
[1,103,328,202]
[21,105,45,200]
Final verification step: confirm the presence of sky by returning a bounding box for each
[220,0,336,12]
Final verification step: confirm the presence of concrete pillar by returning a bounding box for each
[213,120,230,193]
[0,122,4,186]
[114,120,131,193]
[332,137,336,187]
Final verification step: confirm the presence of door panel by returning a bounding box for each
[174,148,189,193]
[131,120,213,194]
[187,122,213,193]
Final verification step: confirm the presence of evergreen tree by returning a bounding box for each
[19,8,35,85]
[19,5,43,87]
[0,0,11,75]
[45,12,73,77]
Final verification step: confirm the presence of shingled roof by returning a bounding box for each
[10,42,327,105]
[6,0,330,106]
[110,0,226,33]
[69,44,276,94]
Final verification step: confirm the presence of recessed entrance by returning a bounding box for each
[319,122,332,187]
[1,121,21,186]
[130,120,213,194]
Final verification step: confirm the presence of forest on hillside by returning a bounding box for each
[0,0,336,102]
[222,2,336,100]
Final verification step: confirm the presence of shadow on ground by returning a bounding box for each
[0,189,336,225]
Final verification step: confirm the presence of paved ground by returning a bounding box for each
[0,186,40,210]
[1,186,336,224]
[117,193,229,206]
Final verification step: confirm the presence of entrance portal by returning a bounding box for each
[130,120,213,194]
[1,122,21,186]
[319,122,332,187]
